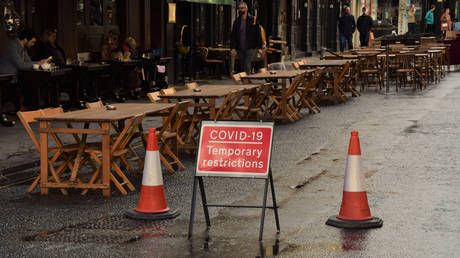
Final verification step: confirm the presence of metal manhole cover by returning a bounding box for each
[25,215,180,244]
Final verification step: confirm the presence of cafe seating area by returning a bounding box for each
[10,37,455,197]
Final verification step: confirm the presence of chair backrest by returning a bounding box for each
[286,73,304,96]
[85,100,104,109]
[389,44,404,49]
[160,87,176,95]
[17,109,45,152]
[396,54,415,69]
[215,90,243,120]
[268,62,286,71]
[232,72,250,85]
[185,82,199,89]
[259,68,268,73]
[147,91,161,103]
[292,62,300,70]
[158,101,190,138]
[17,107,65,152]
[112,114,145,153]
[197,47,209,61]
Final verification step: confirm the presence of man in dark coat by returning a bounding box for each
[230,2,262,74]
[338,6,356,52]
[357,7,373,47]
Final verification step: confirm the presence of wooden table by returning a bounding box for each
[300,61,354,103]
[36,103,175,196]
[299,59,355,68]
[67,63,111,103]
[159,84,259,119]
[21,68,73,108]
[241,70,311,122]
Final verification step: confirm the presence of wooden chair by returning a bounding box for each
[215,90,244,120]
[144,101,189,173]
[268,62,286,70]
[235,83,272,120]
[147,91,161,103]
[269,73,304,122]
[259,68,268,73]
[160,87,177,96]
[292,62,300,70]
[85,100,104,109]
[185,82,199,89]
[197,47,223,78]
[359,55,382,91]
[85,100,143,175]
[17,108,79,194]
[343,60,362,96]
[231,72,251,85]
[395,54,418,91]
[296,69,325,114]
[84,114,145,195]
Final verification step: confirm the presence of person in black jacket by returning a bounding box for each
[230,2,262,74]
[338,7,356,52]
[357,7,373,47]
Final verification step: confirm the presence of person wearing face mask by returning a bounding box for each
[230,2,262,74]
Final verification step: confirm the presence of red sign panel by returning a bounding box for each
[196,121,274,178]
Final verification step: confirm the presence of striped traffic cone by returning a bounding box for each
[326,131,382,229]
[125,128,180,220]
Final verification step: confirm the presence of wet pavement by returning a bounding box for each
[1,72,460,257]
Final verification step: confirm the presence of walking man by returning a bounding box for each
[339,6,356,52]
[230,2,262,74]
[357,7,373,47]
[425,5,435,34]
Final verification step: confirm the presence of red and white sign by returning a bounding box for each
[196,121,274,178]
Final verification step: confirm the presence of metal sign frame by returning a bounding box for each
[189,120,280,241]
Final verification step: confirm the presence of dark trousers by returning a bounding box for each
[408,23,416,34]
[340,34,353,52]
[427,24,434,34]
[237,49,255,74]
[359,32,369,47]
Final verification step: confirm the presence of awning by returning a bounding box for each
[179,0,234,5]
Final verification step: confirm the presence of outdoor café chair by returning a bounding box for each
[359,54,382,92]
[17,108,80,194]
[83,114,145,195]
[185,82,199,89]
[234,83,272,120]
[85,100,143,175]
[143,101,189,173]
[232,72,252,85]
[214,90,244,120]
[296,68,325,114]
[147,91,161,103]
[269,72,304,122]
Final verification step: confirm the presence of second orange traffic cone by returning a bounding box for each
[125,128,180,220]
[326,131,382,229]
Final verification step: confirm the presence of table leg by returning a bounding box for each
[70,123,89,182]
[209,98,216,119]
[102,122,111,196]
[39,121,49,195]
[281,79,287,123]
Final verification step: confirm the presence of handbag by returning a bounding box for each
[176,25,190,54]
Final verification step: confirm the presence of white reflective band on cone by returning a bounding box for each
[343,155,365,192]
[142,151,163,186]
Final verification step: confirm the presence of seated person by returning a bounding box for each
[101,30,122,60]
[35,28,66,66]
[0,29,48,108]
[121,37,138,61]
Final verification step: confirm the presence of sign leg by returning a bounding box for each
[198,177,211,229]
[259,178,269,241]
[269,170,280,232]
[188,176,199,238]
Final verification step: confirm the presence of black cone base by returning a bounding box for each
[326,215,383,229]
[125,208,180,220]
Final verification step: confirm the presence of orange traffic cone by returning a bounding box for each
[126,128,180,220]
[326,131,382,228]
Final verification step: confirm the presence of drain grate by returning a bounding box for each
[25,215,179,244]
